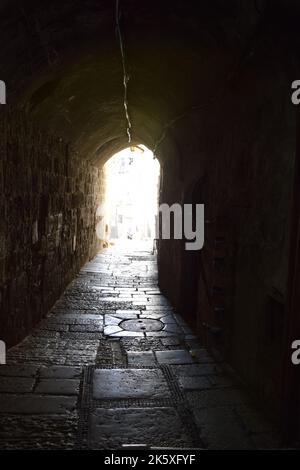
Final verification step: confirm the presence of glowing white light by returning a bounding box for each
[104,145,160,243]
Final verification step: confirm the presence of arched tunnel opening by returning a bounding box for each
[103,145,160,246]
[1,0,300,452]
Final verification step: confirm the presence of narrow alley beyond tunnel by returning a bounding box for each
[0,243,278,449]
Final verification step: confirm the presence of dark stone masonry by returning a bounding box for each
[0,110,106,347]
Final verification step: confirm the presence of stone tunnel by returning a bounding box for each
[0,0,300,451]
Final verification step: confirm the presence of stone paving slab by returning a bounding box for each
[104,325,123,336]
[161,337,182,347]
[40,323,69,333]
[145,331,174,337]
[89,407,195,449]
[0,395,77,414]
[0,415,78,450]
[186,388,249,409]
[93,368,171,399]
[39,366,82,379]
[163,324,184,334]
[155,350,195,364]
[178,376,211,391]
[70,324,103,333]
[193,407,254,450]
[61,332,102,341]
[104,315,122,326]
[171,364,221,377]
[110,331,144,337]
[127,351,156,366]
[35,379,80,396]
[145,305,173,310]
[115,310,141,319]
[0,377,35,393]
[160,315,177,323]
[73,318,104,326]
[139,312,170,320]
[189,349,216,363]
[0,365,39,377]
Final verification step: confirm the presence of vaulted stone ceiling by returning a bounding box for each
[0,0,271,162]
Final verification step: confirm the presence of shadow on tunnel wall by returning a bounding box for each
[157,32,297,424]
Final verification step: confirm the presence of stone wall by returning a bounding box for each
[0,109,105,347]
[157,51,296,420]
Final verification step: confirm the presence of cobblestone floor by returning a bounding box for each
[0,241,280,449]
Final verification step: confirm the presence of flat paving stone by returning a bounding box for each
[61,331,102,342]
[145,305,173,310]
[89,407,195,449]
[193,407,254,450]
[74,318,104,326]
[160,315,177,323]
[115,310,140,319]
[0,395,77,414]
[70,324,103,333]
[189,349,216,363]
[161,337,182,347]
[35,378,80,396]
[163,324,184,334]
[39,366,82,379]
[0,377,35,393]
[145,331,173,337]
[178,376,211,391]
[127,351,156,366]
[155,349,195,364]
[104,325,122,336]
[110,331,144,337]
[40,323,69,333]
[171,364,219,378]
[0,415,78,450]
[187,388,248,409]
[93,368,171,399]
[0,365,39,377]
[104,315,123,326]
[139,312,166,319]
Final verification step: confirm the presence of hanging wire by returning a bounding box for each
[115,0,132,143]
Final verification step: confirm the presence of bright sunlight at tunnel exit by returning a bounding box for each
[104,145,160,244]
